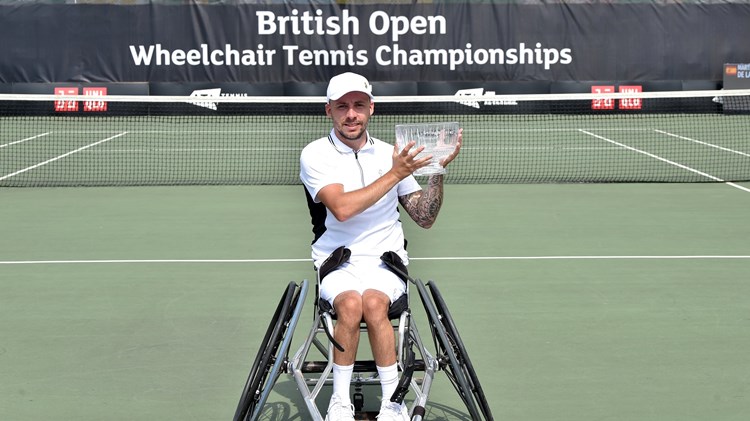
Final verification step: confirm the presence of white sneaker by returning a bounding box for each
[325,394,355,421]
[376,400,409,421]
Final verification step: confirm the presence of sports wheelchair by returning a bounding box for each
[233,248,493,420]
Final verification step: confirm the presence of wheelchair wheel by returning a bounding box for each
[427,281,493,421]
[233,281,301,421]
[416,279,492,420]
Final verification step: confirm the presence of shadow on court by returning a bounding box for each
[255,378,472,421]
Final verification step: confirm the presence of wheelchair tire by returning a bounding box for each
[233,281,300,421]
[427,281,494,421]
[414,279,478,418]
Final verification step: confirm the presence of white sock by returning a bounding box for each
[377,363,399,402]
[332,363,354,404]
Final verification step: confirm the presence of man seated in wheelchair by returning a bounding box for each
[299,72,463,421]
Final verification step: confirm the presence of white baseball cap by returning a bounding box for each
[326,72,374,102]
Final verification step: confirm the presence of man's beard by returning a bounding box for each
[336,122,367,142]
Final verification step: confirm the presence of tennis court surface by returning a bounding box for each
[1,183,748,420]
[1,90,749,420]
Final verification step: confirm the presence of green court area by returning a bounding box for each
[1,183,748,420]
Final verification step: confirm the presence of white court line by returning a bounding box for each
[578,129,750,193]
[654,129,750,158]
[1,255,749,265]
[0,132,50,148]
[86,147,301,152]
[469,127,653,132]
[61,130,317,134]
[0,132,128,181]
[84,146,621,153]
[461,146,620,151]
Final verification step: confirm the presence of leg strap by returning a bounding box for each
[317,246,351,316]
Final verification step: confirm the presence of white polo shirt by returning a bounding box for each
[300,129,421,266]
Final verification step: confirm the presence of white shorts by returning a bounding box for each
[319,258,406,306]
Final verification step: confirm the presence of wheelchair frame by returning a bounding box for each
[233,259,493,421]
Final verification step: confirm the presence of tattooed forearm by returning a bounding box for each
[399,175,444,228]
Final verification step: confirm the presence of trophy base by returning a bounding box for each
[413,164,446,176]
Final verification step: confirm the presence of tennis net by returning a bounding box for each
[1,89,749,187]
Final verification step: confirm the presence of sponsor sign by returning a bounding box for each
[618,85,642,110]
[591,85,643,110]
[189,88,224,110]
[83,87,108,112]
[54,86,109,113]
[723,63,750,112]
[591,85,615,110]
[54,87,80,112]
[724,63,750,89]
[454,88,518,109]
